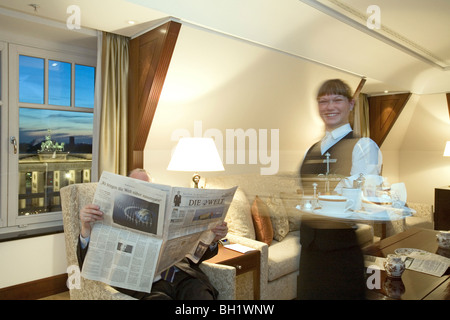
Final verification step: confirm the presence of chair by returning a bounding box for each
[61,182,236,300]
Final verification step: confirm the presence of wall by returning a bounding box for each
[0,234,67,288]
[382,93,450,206]
[144,24,361,187]
[145,24,450,207]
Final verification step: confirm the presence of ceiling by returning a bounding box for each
[0,0,449,95]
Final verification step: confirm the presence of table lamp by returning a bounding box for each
[167,137,225,188]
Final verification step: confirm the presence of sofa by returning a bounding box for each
[205,172,375,300]
[373,202,434,238]
[60,182,237,300]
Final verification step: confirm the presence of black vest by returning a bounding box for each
[300,132,359,195]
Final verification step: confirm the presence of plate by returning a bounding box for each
[312,208,352,219]
[355,203,413,221]
[362,196,392,206]
[356,210,391,221]
[394,248,430,256]
[356,209,407,221]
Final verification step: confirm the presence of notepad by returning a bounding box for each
[224,243,256,253]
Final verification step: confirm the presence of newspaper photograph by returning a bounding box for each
[81,171,237,293]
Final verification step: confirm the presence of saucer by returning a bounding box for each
[362,196,392,206]
[312,208,352,219]
[394,248,429,256]
[355,209,406,221]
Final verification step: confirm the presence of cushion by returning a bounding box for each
[251,196,273,245]
[265,195,289,241]
[280,192,303,231]
[225,187,255,239]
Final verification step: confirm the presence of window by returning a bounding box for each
[1,44,96,237]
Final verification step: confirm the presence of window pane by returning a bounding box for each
[75,64,95,108]
[18,108,93,216]
[19,55,44,104]
[49,60,71,106]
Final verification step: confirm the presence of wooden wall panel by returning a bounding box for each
[0,274,67,300]
[446,93,450,119]
[368,93,411,147]
[127,21,181,171]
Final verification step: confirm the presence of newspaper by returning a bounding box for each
[403,251,450,277]
[80,171,237,293]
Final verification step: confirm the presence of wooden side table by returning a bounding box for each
[205,244,260,300]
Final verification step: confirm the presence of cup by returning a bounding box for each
[301,195,315,211]
[436,231,450,249]
[341,188,362,211]
[318,195,354,213]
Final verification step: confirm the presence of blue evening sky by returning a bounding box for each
[18,55,94,146]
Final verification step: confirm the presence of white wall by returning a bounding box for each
[145,24,450,207]
[382,93,450,205]
[0,233,67,288]
[144,24,361,187]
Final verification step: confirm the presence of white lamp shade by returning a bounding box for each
[167,137,224,172]
[444,141,450,157]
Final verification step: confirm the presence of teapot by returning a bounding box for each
[384,254,405,278]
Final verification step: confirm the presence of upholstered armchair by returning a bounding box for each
[61,182,236,300]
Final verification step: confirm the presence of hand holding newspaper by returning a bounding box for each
[81,172,237,293]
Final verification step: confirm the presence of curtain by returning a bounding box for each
[353,93,370,137]
[98,32,129,176]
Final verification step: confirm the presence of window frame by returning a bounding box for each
[1,43,96,237]
[0,41,8,229]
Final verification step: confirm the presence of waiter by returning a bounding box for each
[297,79,382,299]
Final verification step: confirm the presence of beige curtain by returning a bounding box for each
[98,32,129,176]
[353,93,370,137]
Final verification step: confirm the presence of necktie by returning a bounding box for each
[161,266,176,283]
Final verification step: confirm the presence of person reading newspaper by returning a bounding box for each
[77,168,228,300]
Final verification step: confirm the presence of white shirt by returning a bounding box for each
[319,124,383,188]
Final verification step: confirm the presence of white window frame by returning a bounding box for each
[1,43,96,234]
[0,41,8,228]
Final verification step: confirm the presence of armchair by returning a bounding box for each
[61,182,236,300]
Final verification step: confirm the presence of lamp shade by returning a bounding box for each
[444,141,450,157]
[167,137,224,172]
